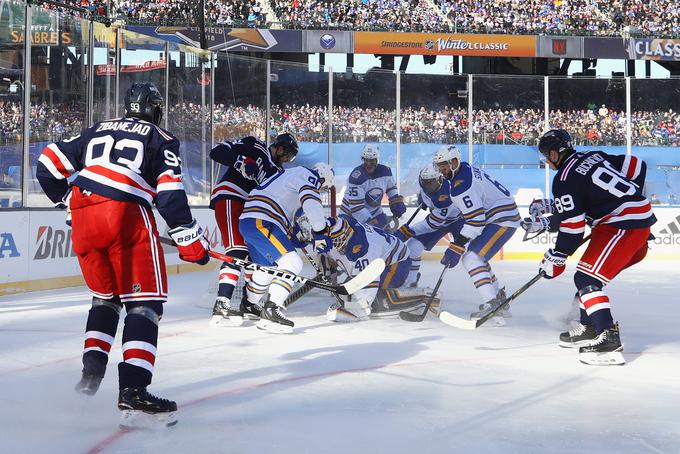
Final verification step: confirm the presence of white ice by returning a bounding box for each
[1,260,679,454]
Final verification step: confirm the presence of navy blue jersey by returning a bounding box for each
[37,117,192,228]
[209,136,280,207]
[551,151,656,255]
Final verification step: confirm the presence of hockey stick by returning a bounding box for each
[398,266,448,322]
[160,237,385,296]
[439,234,593,330]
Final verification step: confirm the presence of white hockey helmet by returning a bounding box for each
[361,144,380,162]
[432,145,461,172]
[419,164,443,193]
[329,217,354,254]
[312,162,335,190]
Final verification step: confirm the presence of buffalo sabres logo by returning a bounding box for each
[438,195,449,202]
[352,244,363,254]
[454,180,464,187]
[351,170,361,179]
[365,187,384,207]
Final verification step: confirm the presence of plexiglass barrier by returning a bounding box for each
[3,4,680,209]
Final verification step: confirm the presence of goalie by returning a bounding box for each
[297,216,438,321]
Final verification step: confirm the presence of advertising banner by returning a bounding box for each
[354,32,536,57]
[126,26,303,53]
[303,30,353,54]
[536,36,583,59]
[627,38,680,61]
[583,37,629,59]
[0,211,30,286]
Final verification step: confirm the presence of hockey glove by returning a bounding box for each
[539,248,567,279]
[312,228,332,254]
[235,156,259,181]
[529,198,555,219]
[389,196,406,218]
[520,216,550,235]
[395,225,415,242]
[168,219,210,265]
[441,243,465,268]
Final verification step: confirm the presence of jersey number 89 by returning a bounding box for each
[554,195,574,213]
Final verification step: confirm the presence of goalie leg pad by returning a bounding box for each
[370,288,439,318]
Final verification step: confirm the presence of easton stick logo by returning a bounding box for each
[33,226,77,260]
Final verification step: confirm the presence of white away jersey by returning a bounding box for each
[411,179,462,236]
[449,163,520,240]
[340,164,399,222]
[242,166,326,234]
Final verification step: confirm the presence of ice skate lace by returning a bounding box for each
[274,307,291,322]
[141,389,173,405]
[568,324,587,337]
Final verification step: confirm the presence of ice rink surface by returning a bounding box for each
[1,260,679,454]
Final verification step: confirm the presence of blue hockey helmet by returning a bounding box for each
[124,82,164,126]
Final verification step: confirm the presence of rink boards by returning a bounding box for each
[1,206,679,295]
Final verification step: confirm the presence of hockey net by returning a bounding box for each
[210,186,337,304]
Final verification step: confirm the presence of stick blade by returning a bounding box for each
[340,259,385,295]
[398,309,426,322]
[438,311,478,330]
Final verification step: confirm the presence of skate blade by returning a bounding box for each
[256,319,294,334]
[210,314,244,327]
[579,350,626,366]
[243,313,260,321]
[119,409,178,429]
[327,308,361,323]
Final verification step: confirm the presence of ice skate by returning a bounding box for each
[118,387,177,429]
[579,323,625,366]
[327,301,362,323]
[559,323,597,348]
[240,295,262,320]
[209,297,244,327]
[74,373,104,396]
[405,272,421,289]
[470,288,511,319]
[257,301,294,334]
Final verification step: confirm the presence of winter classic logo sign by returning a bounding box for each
[320,33,336,50]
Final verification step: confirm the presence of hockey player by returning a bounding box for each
[36,82,209,427]
[322,216,422,321]
[239,162,335,334]
[524,129,655,365]
[208,133,298,326]
[395,165,464,288]
[340,144,406,230]
[433,145,521,322]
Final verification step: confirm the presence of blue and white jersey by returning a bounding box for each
[411,179,462,236]
[449,162,520,240]
[331,219,409,300]
[340,164,399,222]
[242,166,326,234]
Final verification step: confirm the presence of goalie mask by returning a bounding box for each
[329,217,354,254]
[419,164,443,194]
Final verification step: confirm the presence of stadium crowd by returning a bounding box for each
[43,0,680,36]
[2,101,679,148]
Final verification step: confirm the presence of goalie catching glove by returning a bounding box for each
[168,219,210,265]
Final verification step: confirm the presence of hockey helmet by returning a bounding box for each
[538,129,574,158]
[361,144,380,162]
[271,133,299,161]
[124,82,164,126]
[432,145,461,173]
[329,217,354,254]
[419,164,443,193]
[312,162,335,190]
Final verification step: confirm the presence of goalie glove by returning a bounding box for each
[520,216,550,235]
[539,248,567,279]
[168,219,210,265]
[529,198,555,219]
